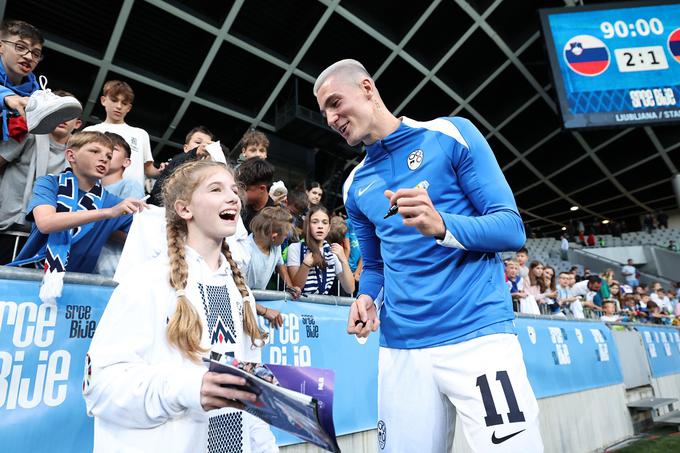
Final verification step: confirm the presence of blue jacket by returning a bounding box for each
[343,117,525,348]
[1,56,39,140]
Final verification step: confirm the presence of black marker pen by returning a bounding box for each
[383,180,430,219]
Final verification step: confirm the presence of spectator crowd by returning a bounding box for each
[505,248,680,326]
[0,19,362,309]
[0,19,676,330]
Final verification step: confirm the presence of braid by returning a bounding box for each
[221,240,267,346]
[166,222,206,361]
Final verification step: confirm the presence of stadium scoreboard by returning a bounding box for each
[540,1,680,129]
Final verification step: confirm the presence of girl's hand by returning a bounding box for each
[331,243,346,261]
[200,372,257,411]
[263,307,283,328]
[303,252,314,267]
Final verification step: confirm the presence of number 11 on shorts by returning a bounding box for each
[476,370,526,427]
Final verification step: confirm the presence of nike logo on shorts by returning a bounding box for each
[491,429,525,444]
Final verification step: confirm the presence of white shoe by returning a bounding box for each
[26,75,82,134]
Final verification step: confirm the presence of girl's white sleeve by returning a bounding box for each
[83,276,207,428]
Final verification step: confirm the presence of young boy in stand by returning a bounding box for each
[9,131,146,301]
[245,207,301,327]
[101,132,145,199]
[236,129,269,164]
[84,80,161,189]
[0,20,81,140]
[0,90,82,264]
[94,132,145,276]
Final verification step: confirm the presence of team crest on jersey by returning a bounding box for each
[407,149,423,170]
[377,419,386,449]
[212,316,236,345]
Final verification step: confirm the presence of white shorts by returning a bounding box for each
[377,333,543,453]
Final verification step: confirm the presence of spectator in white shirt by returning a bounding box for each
[560,235,569,261]
[621,258,639,287]
[600,300,621,322]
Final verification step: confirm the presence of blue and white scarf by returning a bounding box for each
[11,169,104,304]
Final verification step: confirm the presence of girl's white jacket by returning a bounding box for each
[83,247,278,453]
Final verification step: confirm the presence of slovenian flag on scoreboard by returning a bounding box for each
[669,28,680,63]
[563,35,610,76]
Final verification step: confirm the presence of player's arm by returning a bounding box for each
[345,187,382,336]
[435,117,525,252]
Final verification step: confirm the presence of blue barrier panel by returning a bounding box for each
[636,326,680,378]
[0,277,377,451]
[0,278,108,452]
[257,300,379,446]
[515,317,623,398]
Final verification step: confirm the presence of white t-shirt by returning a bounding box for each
[621,265,636,281]
[600,314,621,322]
[571,280,596,301]
[84,122,153,188]
[560,238,569,251]
[244,234,283,290]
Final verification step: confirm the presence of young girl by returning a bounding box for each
[83,161,278,453]
[287,205,355,295]
[245,206,301,322]
[520,260,551,315]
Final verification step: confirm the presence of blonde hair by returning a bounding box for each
[66,131,113,151]
[162,160,265,361]
[250,206,293,247]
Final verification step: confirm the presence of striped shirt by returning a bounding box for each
[286,241,343,295]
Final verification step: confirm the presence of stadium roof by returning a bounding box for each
[5,0,680,235]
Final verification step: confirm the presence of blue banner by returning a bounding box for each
[257,300,379,446]
[636,325,680,377]
[5,275,680,452]
[0,278,108,452]
[0,278,378,451]
[515,317,623,398]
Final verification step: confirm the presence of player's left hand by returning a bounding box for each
[384,189,446,238]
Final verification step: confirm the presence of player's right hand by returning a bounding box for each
[109,198,148,218]
[200,371,257,411]
[347,294,379,338]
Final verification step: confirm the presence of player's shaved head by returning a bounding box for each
[313,59,372,96]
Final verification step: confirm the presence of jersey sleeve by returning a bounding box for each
[344,181,383,301]
[25,175,58,221]
[436,117,525,253]
[83,272,207,428]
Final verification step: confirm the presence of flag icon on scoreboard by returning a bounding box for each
[668,28,680,63]
[563,35,610,76]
